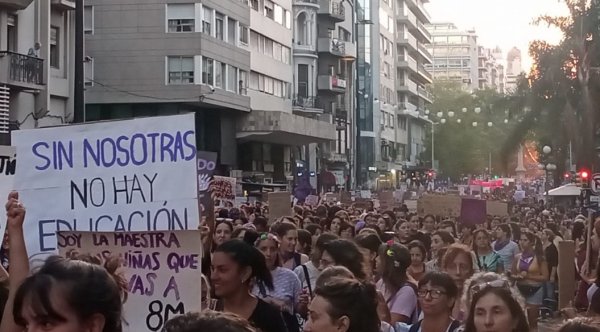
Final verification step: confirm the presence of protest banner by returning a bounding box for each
[324,192,340,203]
[305,194,319,207]
[340,191,353,205]
[57,230,202,332]
[379,191,394,210]
[211,176,236,203]
[404,200,418,212]
[268,191,292,223]
[0,146,16,206]
[417,195,461,217]
[12,114,199,264]
[486,200,509,216]
[460,198,487,225]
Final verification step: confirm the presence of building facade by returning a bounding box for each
[1,0,75,145]
[478,46,505,93]
[505,46,522,92]
[84,0,337,190]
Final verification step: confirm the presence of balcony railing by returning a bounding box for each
[0,51,44,86]
[295,0,318,3]
[293,96,320,109]
[331,1,345,17]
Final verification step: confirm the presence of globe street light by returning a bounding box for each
[448,111,455,118]
[425,109,430,115]
[487,122,493,127]
[547,163,557,171]
[440,118,446,124]
[437,112,443,118]
[504,119,509,124]
[472,122,478,127]
[462,107,467,113]
[457,119,461,124]
[474,107,481,114]
[543,145,552,155]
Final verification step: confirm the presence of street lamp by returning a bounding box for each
[457,119,461,124]
[474,107,481,114]
[472,122,478,127]
[543,145,552,155]
[462,107,467,113]
[487,122,493,127]
[437,112,443,118]
[504,119,509,124]
[440,118,446,124]
[539,146,555,205]
[448,111,455,118]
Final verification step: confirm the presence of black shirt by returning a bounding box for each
[545,243,558,279]
[249,299,289,332]
[410,231,432,252]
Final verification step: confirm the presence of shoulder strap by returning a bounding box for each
[448,320,461,332]
[301,264,313,297]
[257,280,268,297]
[408,320,422,332]
[293,252,302,268]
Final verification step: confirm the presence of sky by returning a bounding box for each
[426,0,570,72]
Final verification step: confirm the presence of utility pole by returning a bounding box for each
[73,0,85,123]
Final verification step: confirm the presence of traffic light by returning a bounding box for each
[577,170,590,187]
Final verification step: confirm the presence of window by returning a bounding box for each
[202,7,213,35]
[274,4,283,25]
[167,4,194,32]
[239,70,248,95]
[168,56,194,84]
[249,0,259,11]
[214,61,226,88]
[202,57,214,85]
[250,72,259,90]
[239,25,249,45]
[227,18,236,44]
[215,12,224,40]
[7,14,17,52]
[264,0,274,19]
[227,65,237,92]
[250,31,259,51]
[273,42,282,61]
[50,27,59,68]
[285,10,291,29]
[84,57,94,86]
[264,38,273,57]
[282,46,290,64]
[84,6,94,34]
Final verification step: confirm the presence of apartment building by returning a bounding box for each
[0,0,75,145]
[505,46,522,92]
[478,46,505,93]
[425,22,479,91]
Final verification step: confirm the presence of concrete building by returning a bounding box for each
[506,46,522,92]
[354,0,433,189]
[1,0,75,145]
[425,22,479,92]
[290,0,356,191]
[478,46,505,93]
[84,0,336,184]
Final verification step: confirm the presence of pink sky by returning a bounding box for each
[426,0,569,72]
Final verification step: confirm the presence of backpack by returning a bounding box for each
[408,319,461,332]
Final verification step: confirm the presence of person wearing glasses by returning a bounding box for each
[395,271,461,332]
[462,276,529,332]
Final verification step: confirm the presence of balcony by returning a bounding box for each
[0,51,45,91]
[318,74,346,94]
[51,0,75,10]
[399,101,418,113]
[405,0,431,24]
[397,55,418,72]
[417,65,433,83]
[397,33,418,53]
[418,44,433,64]
[318,0,345,22]
[417,86,433,103]
[396,9,418,30]
[292,96,324,112]
[0,0,33,10]
[334,106,348,122]
[294,0,319,8]
[396,79,418,96]
[416,21,432,43]
[317,37,345,57]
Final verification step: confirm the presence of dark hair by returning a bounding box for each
[231,228,260,245]
[271,221,297,238]
[297,229,312,254]
[253,216,268,231]
[339,221,355,237]
[305,224,322,236]
[521,230,544,262]
[212,220,234,251]
[432,230,455,245]
[214,239,274,289]
[378,242,411,294]
[163,310,256,332]
[355,233,382,254]
[13,256,122,332]
[439,220,456,237]
[472,229,492,251]
[315,233,339,252]
[323,239,367,280]
[314,277,380,332]
[509,222,521,242]
[407,240,427,258]
[463,286,529,332]
[572,220,586,242]
[496,224,512,239]
[559,319,600,332]
[418,271,459,302]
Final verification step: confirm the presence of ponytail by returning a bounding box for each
[215,239,274,290]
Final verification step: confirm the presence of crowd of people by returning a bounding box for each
[4,191,600,332]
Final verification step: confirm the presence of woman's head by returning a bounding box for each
[462,272,524,313]
[541,229,556,244]
[463,283,529,332]
[431,230,455,253]
[254,233,281,270]
[376,241,411,291]
[271,222,298,254]
[321,239,367,280]
[305,277,380,332]
[393,219,410,240]
[441,244,475,291]
[213,221,234,247]
[422,215,436,232]
[212,239,273,298]
[297,229,312,255]
[339,221,355,239]
[472,229,492,251]
[163,310,256,332]
[14,256,123,332]
[559,318,600,332]
[495,224,511,241]
[329,217,343,235]
[519,231,543,260]
[417,272,458,316]
[407,240,426,265]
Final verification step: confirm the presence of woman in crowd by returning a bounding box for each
[460,224,476,247]
[472,229,503,273]
[559,319,600,332]
[462,272,525,320]
[296,229,312,256]
[441,243,476,321]
[427,230,455,272]
[493,224,520,272]
[305,276,381,332]
[211,239,288,332]
[320,239,368,281]
[407,240,427,282]
[541,228,559,304]
[271,222,309,270]
[253,232,303,332]
[339,221,355,240]
[163,311,256,332]
[13,255,124,332]
[294,233,338,298]
[328,216,343,236]
[462,277,529,332]
[375,241,417,325]
[396,271,461,332]
[512,230,548,330]
[421,215,437,234]
[355,232,383,281]
[393,220,411,245]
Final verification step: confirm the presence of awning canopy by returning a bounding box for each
[547,184,581,197]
